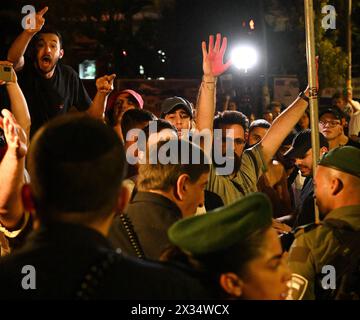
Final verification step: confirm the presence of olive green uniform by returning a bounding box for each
[207,144,267,206]
[288,205,360,300]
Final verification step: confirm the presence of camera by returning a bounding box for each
[0,64,15,82]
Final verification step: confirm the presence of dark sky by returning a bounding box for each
[0,0,265,77]
[0,0,358,82]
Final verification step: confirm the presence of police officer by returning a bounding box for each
[165,193,292,300]
[288,146,360,299]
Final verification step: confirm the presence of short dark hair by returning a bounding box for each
[263,109,272,115]
[332,92,346,101]
[213,111,249,132]
[120,109,156,139]
[34,27,63,49]
[143,119,177,142]
[28,114,126,223]
[249,119,271,134]
[138,139,210,192]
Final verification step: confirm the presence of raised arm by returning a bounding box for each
[196,33,231,134]
[261,91,309,164]
[0,62,31,141]
[346,90,360,112]
[0,109,27,229]
[7,7,48,71]
[261,57,319,164]
[87,74,116,120]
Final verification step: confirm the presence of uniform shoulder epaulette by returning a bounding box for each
[293,222,318,237]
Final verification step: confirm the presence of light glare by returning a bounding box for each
[231,46,258,72]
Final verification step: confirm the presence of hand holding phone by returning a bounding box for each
[0,62,16,83]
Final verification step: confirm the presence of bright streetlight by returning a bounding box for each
[231,45,258,73]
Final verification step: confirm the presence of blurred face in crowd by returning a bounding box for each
[248,127,268,147]
[271,106,281,120]
[123,121,150,164]
[298,113,310,130]
[223,228,291,300]
[294,147,328,177]
[35,33,64,77]
[164,107,192,137]
[249,113,256,124]
[294,148,313,177]
[263,112,273,124]
[217,124,247,174]
[179,172,208,218]
[220,124,246,159]
[319,113,343,141]
[333,97,347,111]
[228,101,237,111]
[114,93,138,116]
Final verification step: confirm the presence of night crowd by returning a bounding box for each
[0,7,359,300]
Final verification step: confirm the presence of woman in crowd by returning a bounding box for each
[162,193,291,300]
[105,89,144,140]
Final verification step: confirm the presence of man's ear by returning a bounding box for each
[331,177,344,196]
[244,131,249,142]
[220,272,243,298]
[175,174,190,201]
[115,185,131,215]
[21,184,36,213]
[59,49,64,59]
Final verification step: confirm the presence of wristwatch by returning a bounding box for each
[298,91,309,103]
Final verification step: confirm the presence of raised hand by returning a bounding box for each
[25,6,48,35]
[0,109,27,159]
[96,74,116,95]
[202,33,232,78]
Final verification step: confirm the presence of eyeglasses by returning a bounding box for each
[319,120,341,128]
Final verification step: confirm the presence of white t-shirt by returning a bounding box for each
[349,109,360,137]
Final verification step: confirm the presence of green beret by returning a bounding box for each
[168,193,272,256]
[318,146,360,178]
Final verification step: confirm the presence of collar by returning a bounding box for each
[26,221,112,250]
[324,205,360,229]
[131,191,182,218]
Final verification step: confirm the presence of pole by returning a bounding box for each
[304,0,320,224]
[259,0,270,112]
[346,0,352,95]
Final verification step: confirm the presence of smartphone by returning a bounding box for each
[0,64,15,82]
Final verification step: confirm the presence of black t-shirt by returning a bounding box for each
[293,176,315,228]
[18,62,92,137]
[346,138,360,149]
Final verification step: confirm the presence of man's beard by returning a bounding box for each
[297,165,312,177]
[36,56,59,75]
[213,151,242,176]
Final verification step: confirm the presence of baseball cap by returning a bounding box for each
[120,89,144,109]
[319,106,345,121]
[160,96,193,119]
[284,129,329,159]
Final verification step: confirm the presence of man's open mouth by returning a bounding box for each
[40,56,52,66]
